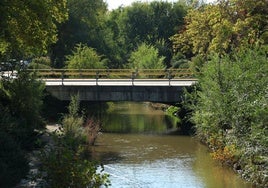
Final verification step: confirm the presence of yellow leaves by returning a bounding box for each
[172,0,267,56]
[0,39,10,55]
[211,144,238,164]
[1,0,68,58]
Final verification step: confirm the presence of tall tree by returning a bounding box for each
[0,0,68,60]
[50,0,107,68]
[171,0,268,57]
[105,1,188,68]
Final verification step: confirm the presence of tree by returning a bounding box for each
[50,0,108,68]
[0,72,45,147]
[0,0,68,60]
[128,43,165,69]
[171,0,268,57]
[103,1,188,68]
[65,44,107,69]
[189,46,268,186]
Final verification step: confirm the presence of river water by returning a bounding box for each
[90,102,252,188]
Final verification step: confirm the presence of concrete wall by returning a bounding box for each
[45,85,185,103]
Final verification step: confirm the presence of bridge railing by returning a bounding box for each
[26,68,194,79]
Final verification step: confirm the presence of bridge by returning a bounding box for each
[32,69,197,103]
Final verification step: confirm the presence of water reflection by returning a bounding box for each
[89,102,252,187]
[100,102,178,134]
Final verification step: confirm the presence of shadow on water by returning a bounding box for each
[85,101,183,135]
[86,102,252,188]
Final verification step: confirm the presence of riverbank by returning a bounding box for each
[17,125,61,187]
[197,131,268,187]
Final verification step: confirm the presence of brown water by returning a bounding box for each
[91,102,252,188]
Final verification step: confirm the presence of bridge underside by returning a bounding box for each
[46,85,184,103]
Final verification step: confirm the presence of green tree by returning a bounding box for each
[65,44,107,69]
[0,132,29,188]
[102,1,188,68]
[0,72,45,186]
[0,0,68,60]
[0,72,45,148]
[128,43,165,69]
[50,0,108,68]
[171,0,268,57]
[190,46,268,186]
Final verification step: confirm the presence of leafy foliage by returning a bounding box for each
[50,0,107,68]
[28,56,52,69]
[38,95,110,187]
[66,44,107,69]
[0,71,45,148]
[171,0,268,57]
[0,0,68,60]
[128,43,165,69]
[51,1,188,68]
[0,131,29,188]
[0,71,45,187]
[189,46,268,186]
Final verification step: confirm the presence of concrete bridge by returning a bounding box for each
[34,69,196,103]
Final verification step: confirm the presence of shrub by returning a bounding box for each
[66,43,107,69]
[37,95,110,187]
[28,56,52,69]
[128,43,165,69]
[0,132,29,188]
[38,143,110,188]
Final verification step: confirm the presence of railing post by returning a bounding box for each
[131,72,135,86]
[167,69,172,86]
[96,71,99,85]
[61,70,64,85]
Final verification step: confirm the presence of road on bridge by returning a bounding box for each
[43,78,197,87]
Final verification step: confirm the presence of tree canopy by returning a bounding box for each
[0,0,68,60]
[50,0,108,68]
[65,44,107,69]
[128,43,165,69]
[171,0,268,57]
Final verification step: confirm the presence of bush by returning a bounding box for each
[28,56,52,69]
[0,132,29,188]
[37,95,110,187]
[189,46,268,186]
[0,71,45,149]
[38,143,110,188]
[128,43,166,69]
[66,43,107,69]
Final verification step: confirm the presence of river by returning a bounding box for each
[89,102,252,188]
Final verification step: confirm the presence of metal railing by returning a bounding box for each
[27,68,194,79]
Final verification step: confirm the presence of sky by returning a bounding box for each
[105,0,215,10]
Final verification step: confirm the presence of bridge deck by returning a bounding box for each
[44,78,197,86]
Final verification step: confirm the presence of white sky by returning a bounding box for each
[105,0,215,10]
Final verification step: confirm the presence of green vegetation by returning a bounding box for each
[37,95,110,187]
[127,43,165,69]
[1,0,267,186]
[172,0,268,57]
[0,131,29,188]
[0,72,45,187]
[188,47,267,186]
[28,57,52,69]
[172,0,268,186]
[0,0,68,59]
[49,1,188,68]
[66,44,107,69]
